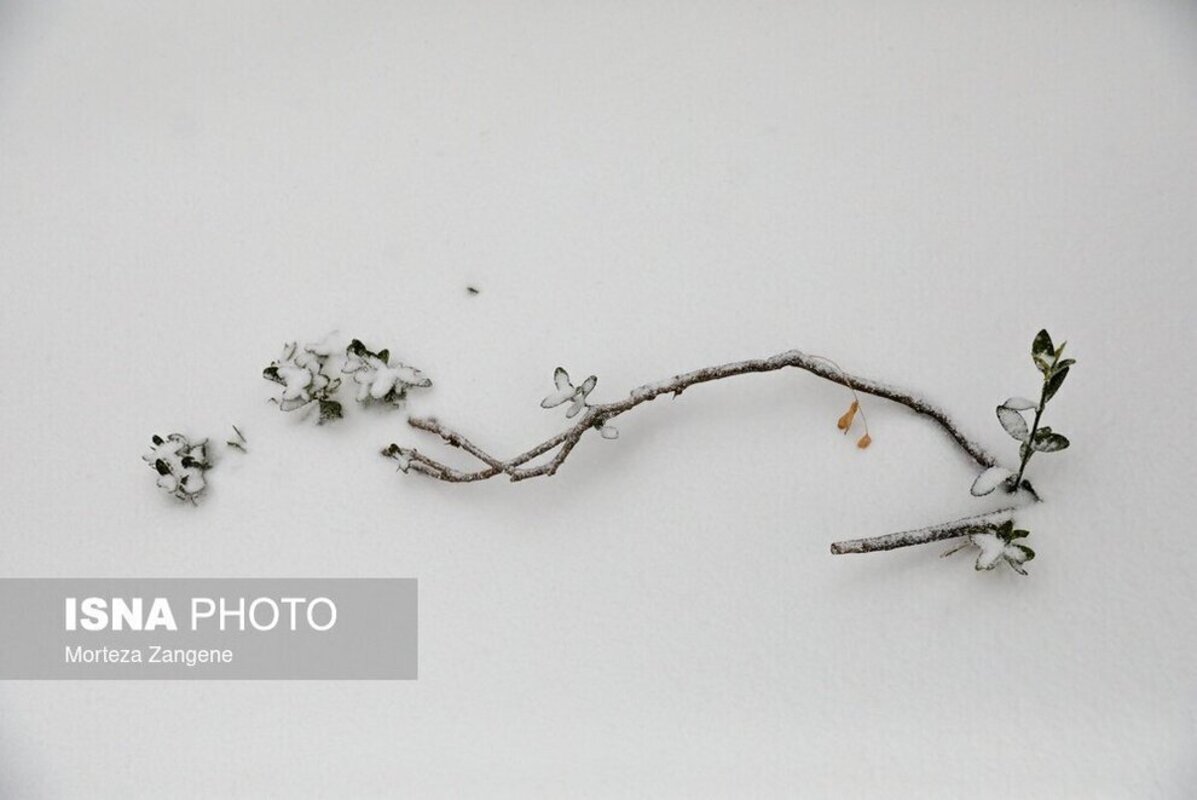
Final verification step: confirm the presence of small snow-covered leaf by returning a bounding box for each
[1009,544,1034,561]
[541,389,573,409]
[1031,429,1070,452]
[1003,544,1034,575]
[180,470,205,494]
[277,366,313,400]
[317,400,342,424]
[970,466,1012,496]
[1043,366,1070,402]
[1002,397,1036,411]
[577,375,597,398]
[996,406,1030,442]
[973,533,1006,570]
[600,425,619,440]
[565,394,588,418]
[553,367,571,391]
[369,371,397,400]
[959,526,1034,574]
[541,368,576,408]
[1032,329,1054,372]
[391,365,431,388]
[389,446,413,472]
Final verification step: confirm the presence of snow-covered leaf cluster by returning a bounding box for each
[262,336,431,423]
[143,434,210,503]
[343,339,432,406]
[263,341,343,424]
[943,521,1035,575]
[541,367,596,419]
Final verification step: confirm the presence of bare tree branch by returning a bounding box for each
[386,349,1003,477]
[381,349,1044,555]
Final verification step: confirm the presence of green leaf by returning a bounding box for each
[1054,358,1076,373]
[317,400,343,425]
[996,406,1030,442]
[1032,329,1055,373]
[1043,366,1070,402]
[1009,529,1030,540]
[996,520,1015,541]
[1031,429,1070,452]
[1011,544,1035,561]
[377,348,389,364]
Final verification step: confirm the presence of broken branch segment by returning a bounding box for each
[829,509,1017,555]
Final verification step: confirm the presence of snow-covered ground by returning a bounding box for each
[2,2,1195,796]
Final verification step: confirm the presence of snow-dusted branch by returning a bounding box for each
[385,349,1004,485]
[383,347,1064,565]
[829,509,1016,554]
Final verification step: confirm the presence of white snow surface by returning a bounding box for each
[1,2,1196,798]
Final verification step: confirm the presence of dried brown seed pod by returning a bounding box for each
[837,401,859,432]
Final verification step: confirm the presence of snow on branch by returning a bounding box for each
[385,349,1000,484]
[829,509,1016,555]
